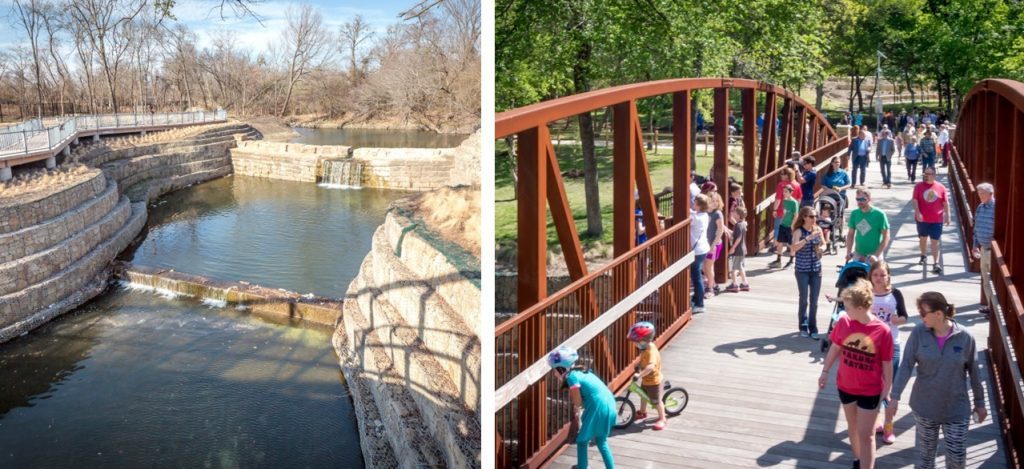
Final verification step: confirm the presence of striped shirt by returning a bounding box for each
[974,199,995,248]
[795,227,822,272]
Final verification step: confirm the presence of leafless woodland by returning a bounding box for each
[1,0,481,132]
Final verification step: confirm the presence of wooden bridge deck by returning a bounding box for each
[551,164,1008,468]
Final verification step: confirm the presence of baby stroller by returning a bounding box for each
[815,188,847,255]
[819,260,871,352]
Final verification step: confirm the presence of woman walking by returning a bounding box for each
[868,261,908,444]
[904,136,920,183]
[819,278,893,469]
[690,194,711,313]
[891,292,987,469]
[790,206,824,339]
[822,156,852,221]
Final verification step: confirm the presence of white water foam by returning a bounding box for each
[317,183,363,190]
[118,280,180,299]
[201,297,228,309]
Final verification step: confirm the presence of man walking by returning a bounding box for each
[912,168,951,274]
[849,129,871,186]
[797,155,817,207]
[973,183,995,313]
[876,128,895,188]
[845,188,890,264]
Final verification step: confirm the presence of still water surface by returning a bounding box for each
[0,174,408,467]
[130,175,407,297]
[291,127,466,148]
[0,289,363,468]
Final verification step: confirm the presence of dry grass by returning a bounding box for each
[0,164,100,207]
[402,186,480,255]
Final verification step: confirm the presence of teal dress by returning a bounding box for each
[566,369,616,469]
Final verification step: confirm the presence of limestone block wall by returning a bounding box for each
[230,141,351,182]
[448,130,481,187]
[336,200,480,468]
[0,170,107,234]
[352,147,454,191]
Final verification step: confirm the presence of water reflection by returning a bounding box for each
[291,127,467,148]
[0,288,363,468]
[129,175,407,297]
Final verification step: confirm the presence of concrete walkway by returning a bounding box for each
[551,159,1007,468]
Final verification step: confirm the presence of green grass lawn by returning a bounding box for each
[496,140,745,258]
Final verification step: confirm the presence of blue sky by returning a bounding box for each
[1,0,417,53]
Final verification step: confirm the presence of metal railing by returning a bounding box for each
[495,78,841,467]
[946,78,1024,468]
[0,109,228,160]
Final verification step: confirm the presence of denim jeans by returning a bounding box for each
[879,155,892,185]
[906,158,919,182]
[795,270,822,333]
[922,155,936,170]
[691,253,707,308]
[852,154,868,186]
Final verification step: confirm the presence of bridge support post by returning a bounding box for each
[713,88,730,284]
[741,89,757,255]
[141,130,147,137]
[0,166,11,182]
[45,156,56,169]
[62,146,70,157]
[92,134,100,142]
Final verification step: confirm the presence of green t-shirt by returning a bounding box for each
[847,206,890,256]
[781,198,799,226]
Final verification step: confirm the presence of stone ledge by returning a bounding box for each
[117,156,230,190]
[0,202,146,338]
[0,196,132,296]
[0,176,119,264]
[0,269,110,343]
[0,170,107,234]
[125,165,233,204]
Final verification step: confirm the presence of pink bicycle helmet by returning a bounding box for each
[627,321,656,342]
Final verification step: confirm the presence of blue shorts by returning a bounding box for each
[916,221,942,240]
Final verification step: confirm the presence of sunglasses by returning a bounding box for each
[856,197,868,202]
[804,214,817,218]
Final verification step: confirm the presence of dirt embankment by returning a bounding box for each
[285,113,477,134]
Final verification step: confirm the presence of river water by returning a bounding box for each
[291,127,467,148]
[0,174,409,468]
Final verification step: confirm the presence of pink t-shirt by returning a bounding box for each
[830,314,894,396]
[774,181,802,217]
[913,182,947,224]
[936,327,954,351]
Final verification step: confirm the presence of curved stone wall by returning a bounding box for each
[336,188,481,468]
[0,170,107,234]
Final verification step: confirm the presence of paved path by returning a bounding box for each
[551,160,1007,468]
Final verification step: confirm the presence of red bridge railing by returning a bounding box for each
[947,78,1024,467]
[495,78,844,468]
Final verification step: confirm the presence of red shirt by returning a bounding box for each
[829,314,893,396]
[774,181,802,217]
[913,182,947,224]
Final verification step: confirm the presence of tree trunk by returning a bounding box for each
[815,81,824,111]
[904,70,915,107]
[855,74,865,112]
[579,111,601,237]
[848,75,855,112]
[505,135,518,200]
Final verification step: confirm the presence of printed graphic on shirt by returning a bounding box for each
[875,305,893,324]
[922,187,941,203]
[842,332,878,371]
[856,218,873,236]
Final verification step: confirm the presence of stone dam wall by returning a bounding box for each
[334,190,481,468]
[0,122,257,342]
[229,130,480,191]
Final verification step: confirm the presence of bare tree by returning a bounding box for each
[68,0,147,112]
[338,15,373,88]
[11,0,48,118]
[278,4,332,116]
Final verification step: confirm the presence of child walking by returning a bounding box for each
[548,346,616,469]
[628,321,666,430]
[769,185,798,269]
[725,206,749,292]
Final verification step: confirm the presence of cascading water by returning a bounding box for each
[319,159,364,189]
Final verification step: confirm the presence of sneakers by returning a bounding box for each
[740,283,750,291]
[882,423,896,444]
[725,284,740,293]
[653,419,668,431]
[693,306,706,314]
[767,259,782,268]
[810,332,820,340]
[932,264,943,274]
[799,330,810,338]
[875,425,884,434]
[635,411,648,422]
[918,255,927,266]
[713,285,723,295]
[783,258,794,269]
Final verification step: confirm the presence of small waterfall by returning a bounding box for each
[319,160,364,189]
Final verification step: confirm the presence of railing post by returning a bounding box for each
[22,130,28,153]
[516,125,547,465]
[741,89,757,254]
[713,87,730,284]
[673,91,692,320]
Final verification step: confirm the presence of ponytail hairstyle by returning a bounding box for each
[917,291,956,319]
